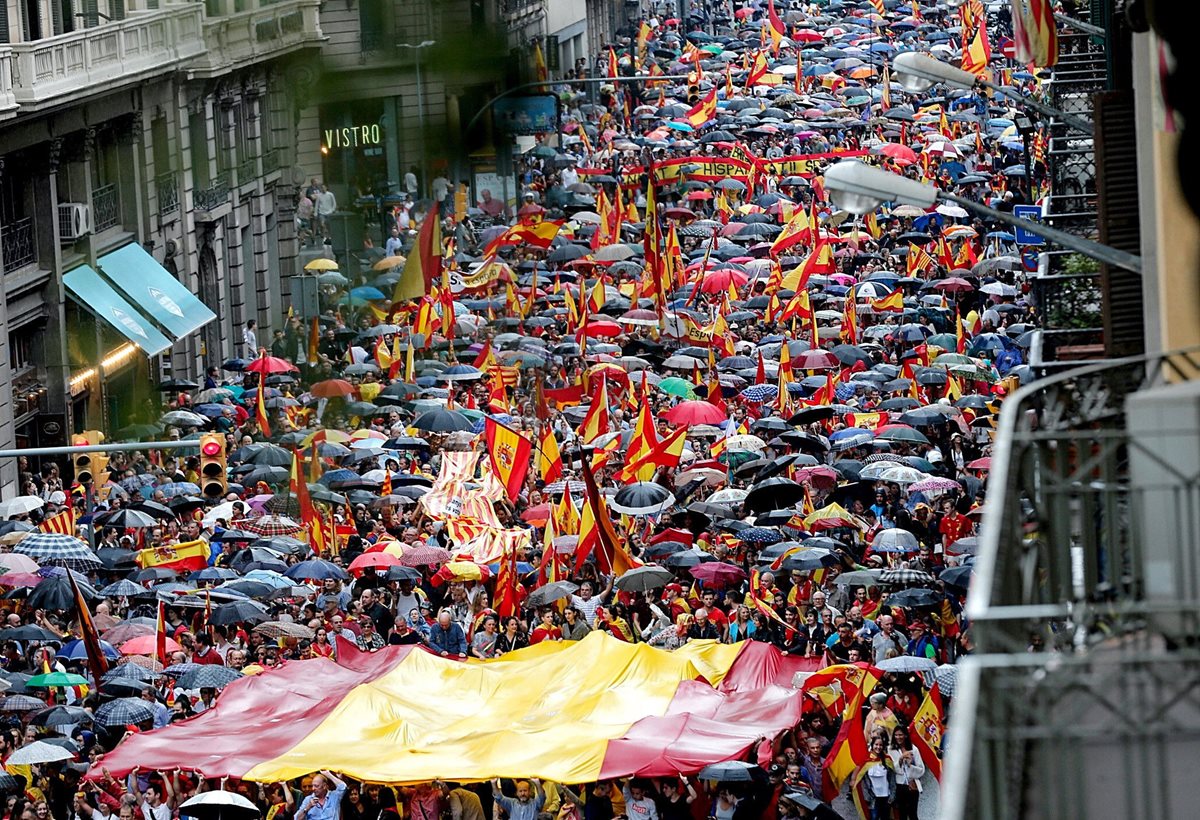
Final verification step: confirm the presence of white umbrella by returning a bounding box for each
[180,791,261,820]
[0,496,45,519]
[202,501,238,528]
[6,741,74,765]
[707,488,748,505]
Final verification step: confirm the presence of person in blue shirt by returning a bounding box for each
[296,770,347,820]
[428,609,468,658]
[492,778,545,820]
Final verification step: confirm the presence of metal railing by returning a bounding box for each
[942,347,1200,820]
[237,154,258,185]
[194,173,230,211]
[91,183,121,231]
[0,216,36,270]
[156,171,179,215]
[261,148,280,175]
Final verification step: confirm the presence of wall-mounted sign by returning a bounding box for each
[493,95,559,136]
[323,123,384,150]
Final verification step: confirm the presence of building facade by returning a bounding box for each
[0,0,324,493]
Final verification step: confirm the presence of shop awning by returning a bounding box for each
[97,244,216,339]
[63,266,173,356]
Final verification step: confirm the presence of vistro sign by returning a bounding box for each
[323,123,384,150]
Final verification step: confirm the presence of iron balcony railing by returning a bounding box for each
[0,215,36,270]
[91,183,121,231]
[941,348,1200,820]
[194,173,230,212]
[156,171,179,215]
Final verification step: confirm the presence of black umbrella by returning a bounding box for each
[26,575,96,611]
[285,559,350,582]
[131,567,177,583]
[610,482,676,516]
[665,548,716,568]
[744,477,805,513]
[29,705,90,727]
[131,501,175,520]
[384,565,423,583]
[525,581,579,608]
[885,588,944,608]
[249,445,293,467]
[0,625,61,642]
[412,409,474,433]
[95,508,158,529]
[208,599,270,626]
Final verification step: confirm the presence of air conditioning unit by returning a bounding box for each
[58,202,93,241]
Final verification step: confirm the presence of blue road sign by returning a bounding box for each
[1012,205,1046,246]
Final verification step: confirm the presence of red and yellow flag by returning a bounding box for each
[137,539,211,573]
[765,0,787,52]
[254,363,271,437]
[576,457,640,575]
[910,683,947,780]
[484,418,532,502]
[685,85,718,128]
[539,427,563,484]
[746,50,770,87]
[39,507,75,535]
[869,289,905,312]
[578,376,610,443]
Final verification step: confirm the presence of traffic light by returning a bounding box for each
[72,431,105,484]
[199,432,227,498]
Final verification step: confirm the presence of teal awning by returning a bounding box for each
[63,266,173,356]
[98,244,216,339]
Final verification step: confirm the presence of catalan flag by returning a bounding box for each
[39,507,75,535]
[960,16,992,78]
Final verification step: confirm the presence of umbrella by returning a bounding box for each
[662,401,726,426]
[178,666,243,690]
[13,533,101,570]
[884,588,944,608]
[120,634,183,656]
[285,560,351,582]
[744,477,805,513]
[610,483,676,516]
[0,695,45,712]
[0,625,62,642]
[29,705,91,727]
[834,570,883,587]
[180,792,262,820]
[940,565,974,589]
[4,740,74,764]
[613,565,674,592]
[880,568,936,585]
[94,697,156,728]
[524,581,580,608]
[27,575,97,610]
[0,496,44,518]
[870,528,920,553]
[253,621,315,640]
[689,562,746,587]
[208,599,270,626]
[875,655,938,674]
[57,638,119,662]
[399,544,451,567]
[412,409,474,433]
[698,761,761,782]
[26,672,88,689]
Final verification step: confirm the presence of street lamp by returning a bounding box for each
[891,52,1094,135]
[396,40,436,188]
[823,161,1142,274]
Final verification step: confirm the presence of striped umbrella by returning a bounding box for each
[13,533,101,570]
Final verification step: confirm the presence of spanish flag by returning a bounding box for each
[910,683,947,780]
[294,450,329,555]
[869,289,905,312]
[617,427,687,484]
[766,0,787,52]
[685,85,718,128]
[393,206,442,302]
[781,238,835,290]
[770,207,811,256]
[136,539,211,573]
[746,50,770,87]
[576,457,640,575]
[254,363,270,437]
[484,220,564,255]
[555,485,581,535]
[539,427,563,484]
[956,304,968,353]
[578,376,610,443]
[484,418,532,502]
[841,293,858,344]
[822,688,872,801]
[39,507,75,535]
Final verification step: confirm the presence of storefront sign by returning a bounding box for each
[323,124,384,150]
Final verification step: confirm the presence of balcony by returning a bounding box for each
[91,183,121,232]
[156,172,180,216]
[7,5,205,111]
[942,349,1200,820]
[194,173,231,220]
[237,154,259,187]
[261,148,280,177]
[0,216,36,271]
[190,0,324,78]
[0,49,17,121]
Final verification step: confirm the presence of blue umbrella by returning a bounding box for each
[58,638,119,661]
[741,384,778,402]
[159,482,201,498]
[738,527,785,545]
[284,559,350,582]
[349,286,387,301]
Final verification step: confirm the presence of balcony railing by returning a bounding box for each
[156,171,180,215]
[7,5,205,110]
[0,48,17,120]
[237,155,258,186]
[91,183,121,232]
[190,0,323,78]
[942,348,1200,820]
[261,148,280,176]
[194,173,230,212]
[0,216,37,270]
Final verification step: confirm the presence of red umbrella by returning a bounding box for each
[794,465,840,490]
[0,572,42,588]
[576,319,624,339]
[348,552,400,575]
[245,355,298,375]
[793,350,840,370]
[689,561,747,587]
[879,143,918,164]
[400,544,451,567]
[966,457,991,471]
[310,379,356,398]
[699,268,748,294]
[794,30,824,43]
[931,277,975,293]
[663,400,726,426]
[720,222,747,237]
[120,635,182,656]
[663,207,697,220]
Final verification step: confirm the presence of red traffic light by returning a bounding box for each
[201,440,223,457]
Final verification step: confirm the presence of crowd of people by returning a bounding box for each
[0,1,1054,818]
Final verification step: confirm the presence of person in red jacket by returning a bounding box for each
[529,610,563,644]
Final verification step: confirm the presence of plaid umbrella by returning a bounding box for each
[740,384,778,403]
[13,533,101,570]
[94,697,155,728]
[935,663,957,698]
[253,621,314,640]
[399,545,451,567]
[233,515,302,536]
[542,480,586,496]
[162,663,202,678]
[880,568,936,585]
[908,476,961,494]
[0,695,46,712]
[0,772,25,791]
[99,579,146,597]
[179,666,243,690]
[103,662,158,682]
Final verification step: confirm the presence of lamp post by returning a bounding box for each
[396,40,436,193]
[823,160,1142,274]
[891,52,1094,136]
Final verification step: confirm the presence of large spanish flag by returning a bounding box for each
[93,633,810,784]
[484,417,532,502]
[135,539,211,572]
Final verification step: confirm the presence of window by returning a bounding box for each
[9,329,35,373]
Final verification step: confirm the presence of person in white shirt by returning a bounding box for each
[888,725,926,820]
[314,184,337,236]
[242,319,258,357]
